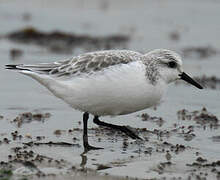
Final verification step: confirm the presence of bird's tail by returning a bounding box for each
[5,64,59,89]
[5,63,60,74]
[5,64,31,71]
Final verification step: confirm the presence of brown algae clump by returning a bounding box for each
[177,108,218,126]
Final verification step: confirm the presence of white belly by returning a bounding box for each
[48,62,166,116]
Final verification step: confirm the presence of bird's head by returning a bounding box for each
[144,49,203,89]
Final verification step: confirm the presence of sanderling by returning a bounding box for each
[6,49,203,151]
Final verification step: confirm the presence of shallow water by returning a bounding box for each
[0,0,220,179]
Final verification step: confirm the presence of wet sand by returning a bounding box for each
[0,0,220,179]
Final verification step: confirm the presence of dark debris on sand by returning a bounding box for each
[186,159,220,179]
[1,108,220,179]
[177,107,219,126]
[23,141,80,147]
[11,112,51,127]
[187,160,220,168]
[4,147,69,178]
[6,27,130,54]
[138,113,164,127]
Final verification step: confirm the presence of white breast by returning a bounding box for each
[47,61,167,116]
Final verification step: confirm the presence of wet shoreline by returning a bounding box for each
[1,0,220,179]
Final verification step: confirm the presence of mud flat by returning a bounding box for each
[1,0,220,179]
[0,108,220,180]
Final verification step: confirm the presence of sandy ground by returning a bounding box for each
[0,0,220,179]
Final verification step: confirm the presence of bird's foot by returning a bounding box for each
[120,126,143,140]
[84,143,103,152]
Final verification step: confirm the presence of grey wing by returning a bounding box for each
[49,50,142,77]
[8,50,142,77]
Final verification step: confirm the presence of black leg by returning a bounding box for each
[82,112,103,152]
[93,116,142,140]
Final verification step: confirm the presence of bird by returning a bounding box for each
[5,49,203,152]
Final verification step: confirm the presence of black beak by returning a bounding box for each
[179,72,203,89]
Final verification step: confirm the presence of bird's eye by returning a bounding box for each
[168,61,177,68]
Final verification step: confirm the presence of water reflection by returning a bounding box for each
[80,152,88,168]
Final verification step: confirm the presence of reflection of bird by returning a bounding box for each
[166,150,172,162]
[6,49,203,152]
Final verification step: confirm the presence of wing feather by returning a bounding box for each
[6,50,142,77]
